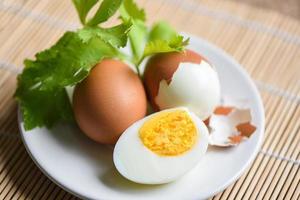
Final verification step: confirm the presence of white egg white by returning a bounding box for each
[155,61,221,120]
[113,108,209,184]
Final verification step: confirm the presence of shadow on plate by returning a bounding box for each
[100,167,166,192]
[207,145,234,152]
[50,123,114,169]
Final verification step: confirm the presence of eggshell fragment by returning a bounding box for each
[208,98,256,147]
[214,106,234,115]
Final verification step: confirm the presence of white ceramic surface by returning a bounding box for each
[19,34,265,200]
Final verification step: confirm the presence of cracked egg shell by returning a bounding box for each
[144,49,221,120]
[73,59,147,144]
[208,97,257,146]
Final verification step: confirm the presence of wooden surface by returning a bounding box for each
[230,0,300,19]
[0,0,299,199]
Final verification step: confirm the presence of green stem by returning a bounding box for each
[136,65,141,77]
[134,56,145,79]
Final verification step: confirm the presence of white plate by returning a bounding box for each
[18,34,264,200]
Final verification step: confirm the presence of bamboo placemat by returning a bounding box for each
[0,0,299,199]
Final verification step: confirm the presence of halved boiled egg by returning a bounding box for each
[113,108,209,184]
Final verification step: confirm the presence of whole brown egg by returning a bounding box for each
[73,59,147,144]
[143,49,202,110]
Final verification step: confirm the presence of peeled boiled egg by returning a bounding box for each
[144,49,221,120]
[113,108,209,184]
[73,59,147,144]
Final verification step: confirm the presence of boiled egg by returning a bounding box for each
[113,108,209,184]
[73,59,147,144]
[144,49,221,120]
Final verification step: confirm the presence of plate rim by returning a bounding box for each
[18,34,265,200]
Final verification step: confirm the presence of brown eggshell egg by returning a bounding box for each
[73,59,147,144]
[143,49,202,110]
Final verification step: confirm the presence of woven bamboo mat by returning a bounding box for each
[0,0,299,199]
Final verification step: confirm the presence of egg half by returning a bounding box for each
[113,108,209,184]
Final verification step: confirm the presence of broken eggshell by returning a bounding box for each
[208,98,257,147]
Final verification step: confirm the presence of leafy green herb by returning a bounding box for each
[72,0,98,25]
[144,35,188,57]
[78,23,131,47]
[120,0,148,75]
[87,0,123,26]
[127,20,147,65]
[120,0,146,21]
[148,21,177,41]
[144,22,189,57]
[73,0,122,26]
[16,0,189,130]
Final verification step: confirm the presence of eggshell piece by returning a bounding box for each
[208,98,257,147]
[73,59,147,144]
[214,106,234,115]
[236,122,257,137]
[228,135,243,144]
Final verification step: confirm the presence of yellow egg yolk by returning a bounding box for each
[139,110,198,156]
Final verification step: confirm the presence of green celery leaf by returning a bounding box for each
[128,20,147,63]
[15,28,123,130]
[119,0,146,21]
[19,87,73,130]
[143,35,188,57]
[120,0,147,64]
[72,0,98,25]
[87,0,123,26]
[143,22,189,57]
[149,21,177,41]
[78,23,131,47]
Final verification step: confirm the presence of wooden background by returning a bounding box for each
[230,0,300,19]
[0,0,299,199]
